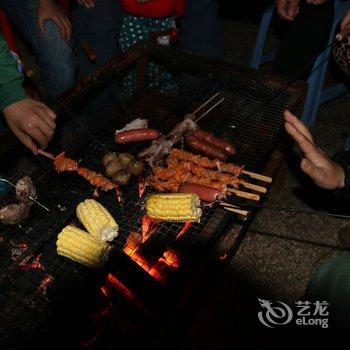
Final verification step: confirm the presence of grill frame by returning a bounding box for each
[0,42,307,347]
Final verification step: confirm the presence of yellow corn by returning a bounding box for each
[56,225,111,268]
[146,193,201,222]
[76,199,119,242]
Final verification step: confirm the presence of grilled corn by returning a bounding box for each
[146,193,201,222]
[76,199,119,242]
[56,225,111,268]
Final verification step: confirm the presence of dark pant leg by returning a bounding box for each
[273,0,334,80]
[69,0,123,121]
[0,0,76,98]
[305,254,350,330]
[71,0,123,77]
[180,0,223,59]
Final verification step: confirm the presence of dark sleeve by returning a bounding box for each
[332,151,350,199]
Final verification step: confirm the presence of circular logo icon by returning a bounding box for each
[258,298,293,328]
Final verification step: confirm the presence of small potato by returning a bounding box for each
[106,159,122,177]
[129,159,145,176]
[102,153,118,167]
[118,153,135,168]
[112,170,132,186]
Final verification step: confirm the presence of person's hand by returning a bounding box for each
[306,0,328,4]
[3,98,56,155]
[276,0,301,21]
[337,10,350,41]
[38,0,71,41]
[76,0,95,8]
[284,111,345,190]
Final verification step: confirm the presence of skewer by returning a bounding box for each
[241,170,272,183]
[219,202,249,216]
[194,98,225,123]
[37,149,55,160]
[223,206,249,216]
[0,178,49,212]
[239,181,267,193]
[192,92,220,115]
[226,188,260,201]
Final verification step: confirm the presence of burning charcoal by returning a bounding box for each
[15,176,37,205]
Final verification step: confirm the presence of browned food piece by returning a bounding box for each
[115,129,160,144]
[15,176,37,205]
[0,203,30,225]
[169,149,244,177]
[129,159,145,176]
[185,135,228,161]
[118,153,135,168]
[54,152,79,173]
[193,129,235,156]
[178,182,224,203]
[112,170,131,186]
[105,159,122,177]
[78,167,116,191]
[102,153,118,167]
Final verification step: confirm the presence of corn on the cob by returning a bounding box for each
[57,225,111,268]
[146,193,201,222]
[76,199,119,242]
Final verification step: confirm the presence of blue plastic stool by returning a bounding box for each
[250,0,350,126]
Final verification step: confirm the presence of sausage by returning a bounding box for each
[179,182,224,203]
[185,135,228,161]
[193,129,235,156]
[115,129,160,144]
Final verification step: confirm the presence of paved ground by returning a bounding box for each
[182,13,350,348]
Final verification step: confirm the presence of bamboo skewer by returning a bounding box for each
[219,202,249,216]
[194,98,225,123]
[223,206,249,216]
[239,181,267,193]
[37,149,55,160]
[227,188,260,201]
[242,170,272,183]
[192,92,220,115]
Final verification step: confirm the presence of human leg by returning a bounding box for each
[0,0,76,99]
[180,0,223,59]
[71,0,123,77]
[273,0,335,80]
[305,253,350,330]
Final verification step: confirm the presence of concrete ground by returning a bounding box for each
[181,12,350,348]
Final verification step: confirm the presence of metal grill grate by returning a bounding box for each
[0,43,306,347]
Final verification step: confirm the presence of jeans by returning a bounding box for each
[180,0,223,59]
[0,0,76,99]
[71,0,122,77]
[70,0,122,120]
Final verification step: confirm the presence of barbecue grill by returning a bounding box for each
[0,42,307,348]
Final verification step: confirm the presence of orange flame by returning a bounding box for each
[176,222,192,239]
[159,250,180,270]
[123,232,163,281]
[141,215,160,243]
